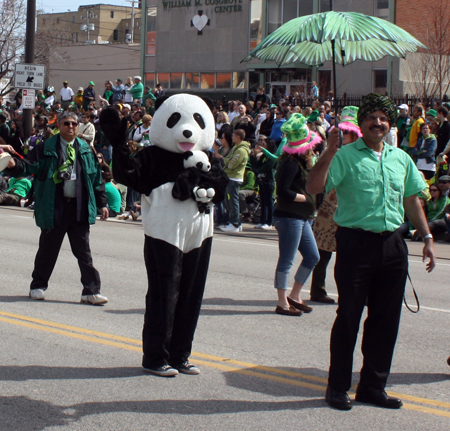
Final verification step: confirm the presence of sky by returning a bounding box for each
[38,1,130,14]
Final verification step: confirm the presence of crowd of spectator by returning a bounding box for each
[2,80,450,242]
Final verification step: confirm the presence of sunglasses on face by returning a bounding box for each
[440,181,450,184]
[63,121,78,127]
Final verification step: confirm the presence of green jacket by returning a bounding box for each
[130,82,144,100]
[142,91,156,105]
[18,135,104,229]
[223,140,251,181]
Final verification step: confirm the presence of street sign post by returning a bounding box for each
[22,89,36,109]
[14,63,45,90]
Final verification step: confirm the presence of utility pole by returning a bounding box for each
[126,0,138,43]
[23,0,36,139]
[80,8,95,43]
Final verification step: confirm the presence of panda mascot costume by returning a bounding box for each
[99,94,228,377]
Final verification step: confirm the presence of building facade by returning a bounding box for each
[37,4,142,45]
[140,0,449,102]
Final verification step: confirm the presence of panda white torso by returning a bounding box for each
[142,182,213,254]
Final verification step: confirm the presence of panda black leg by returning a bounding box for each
[168,237,213,365]
[142,235,184,369]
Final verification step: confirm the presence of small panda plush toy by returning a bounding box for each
[100,94,228,376]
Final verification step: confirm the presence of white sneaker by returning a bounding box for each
[80,294,108,305]
[260,224,273,230]
[254,223,263,229]
[220,224,241,233]
[29,289,45,300]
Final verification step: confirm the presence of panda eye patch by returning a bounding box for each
[194,113,205,129]
[167,113,181,128]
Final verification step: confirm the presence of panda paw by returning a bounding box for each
[99,107,128,147]
[183,150,211,172]
[193,186,215,203]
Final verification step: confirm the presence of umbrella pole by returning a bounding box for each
[331,39,338,123]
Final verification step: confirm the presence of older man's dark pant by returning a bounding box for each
[328,227,408,392]
[30,199,101,295]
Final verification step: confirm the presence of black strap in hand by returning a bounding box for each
[403,273,420,313]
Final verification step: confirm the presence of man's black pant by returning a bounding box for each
[310,249,333,299]
[30,199,101,295]
[328,227,408,392]
[142,235,212,368]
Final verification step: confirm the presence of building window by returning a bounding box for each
[283,0,297,24]
[111,11,114,18]
[72,16,75,23]
[146,6,157,56]
[374,69,387,94]
[232,72,247,89]
[170,73,183,89]
[376,0,389,20]
[267,1,315,34]
[267,0,282,34]
[250,0,263,51]
[145,73,155,89]
[72,33,77,43]
[320,0,331,12]
[216,73,232,90]
[185,73,200,89]
[113,29,118,41]
[56,17,60,24]
[201,73,216,89]
[156,73,169,89]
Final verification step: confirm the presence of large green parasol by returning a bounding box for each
[242,11,427,104]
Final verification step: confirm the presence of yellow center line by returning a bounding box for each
[1,311,450,417]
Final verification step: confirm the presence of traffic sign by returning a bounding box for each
[22,89,36,109]
[14,63,46,90]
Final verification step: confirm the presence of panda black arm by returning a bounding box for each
[112,145,156,195]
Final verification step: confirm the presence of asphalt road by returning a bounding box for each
[0,206,449,431]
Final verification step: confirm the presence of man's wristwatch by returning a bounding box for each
[423,233,433,240]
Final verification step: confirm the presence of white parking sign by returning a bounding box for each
[14,63,46,90]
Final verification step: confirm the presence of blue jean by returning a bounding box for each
[224,180,242,227]
[274,217,320,290]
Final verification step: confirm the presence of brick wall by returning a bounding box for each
[395,0,450,46]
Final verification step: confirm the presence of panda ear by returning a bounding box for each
[183,151,193,160]
[201,97,214,113]
[155,96,169,111]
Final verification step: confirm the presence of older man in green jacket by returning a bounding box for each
[5,112,109,305]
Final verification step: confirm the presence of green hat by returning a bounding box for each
[308,110,320,123]
[269,104,277,109]
[427,109,437,118]
[280,113,322,155]
[358,93,397,126]
[337,106,362,137]
[89,81,95,86]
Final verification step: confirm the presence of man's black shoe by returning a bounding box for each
[355,386,402,409]
[325,387,352,410]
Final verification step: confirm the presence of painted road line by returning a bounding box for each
[1,311,450,416]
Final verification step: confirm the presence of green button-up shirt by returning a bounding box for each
[325,138,425,233]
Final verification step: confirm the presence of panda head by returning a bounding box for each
[148,94,215,153]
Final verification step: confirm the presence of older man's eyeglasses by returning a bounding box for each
[63,121,78,127]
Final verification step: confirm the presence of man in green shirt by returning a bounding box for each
[130,76,144,102]
[308,94,436,411]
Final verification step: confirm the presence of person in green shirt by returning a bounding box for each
[130,76,144,102]
[308,93,436,412]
